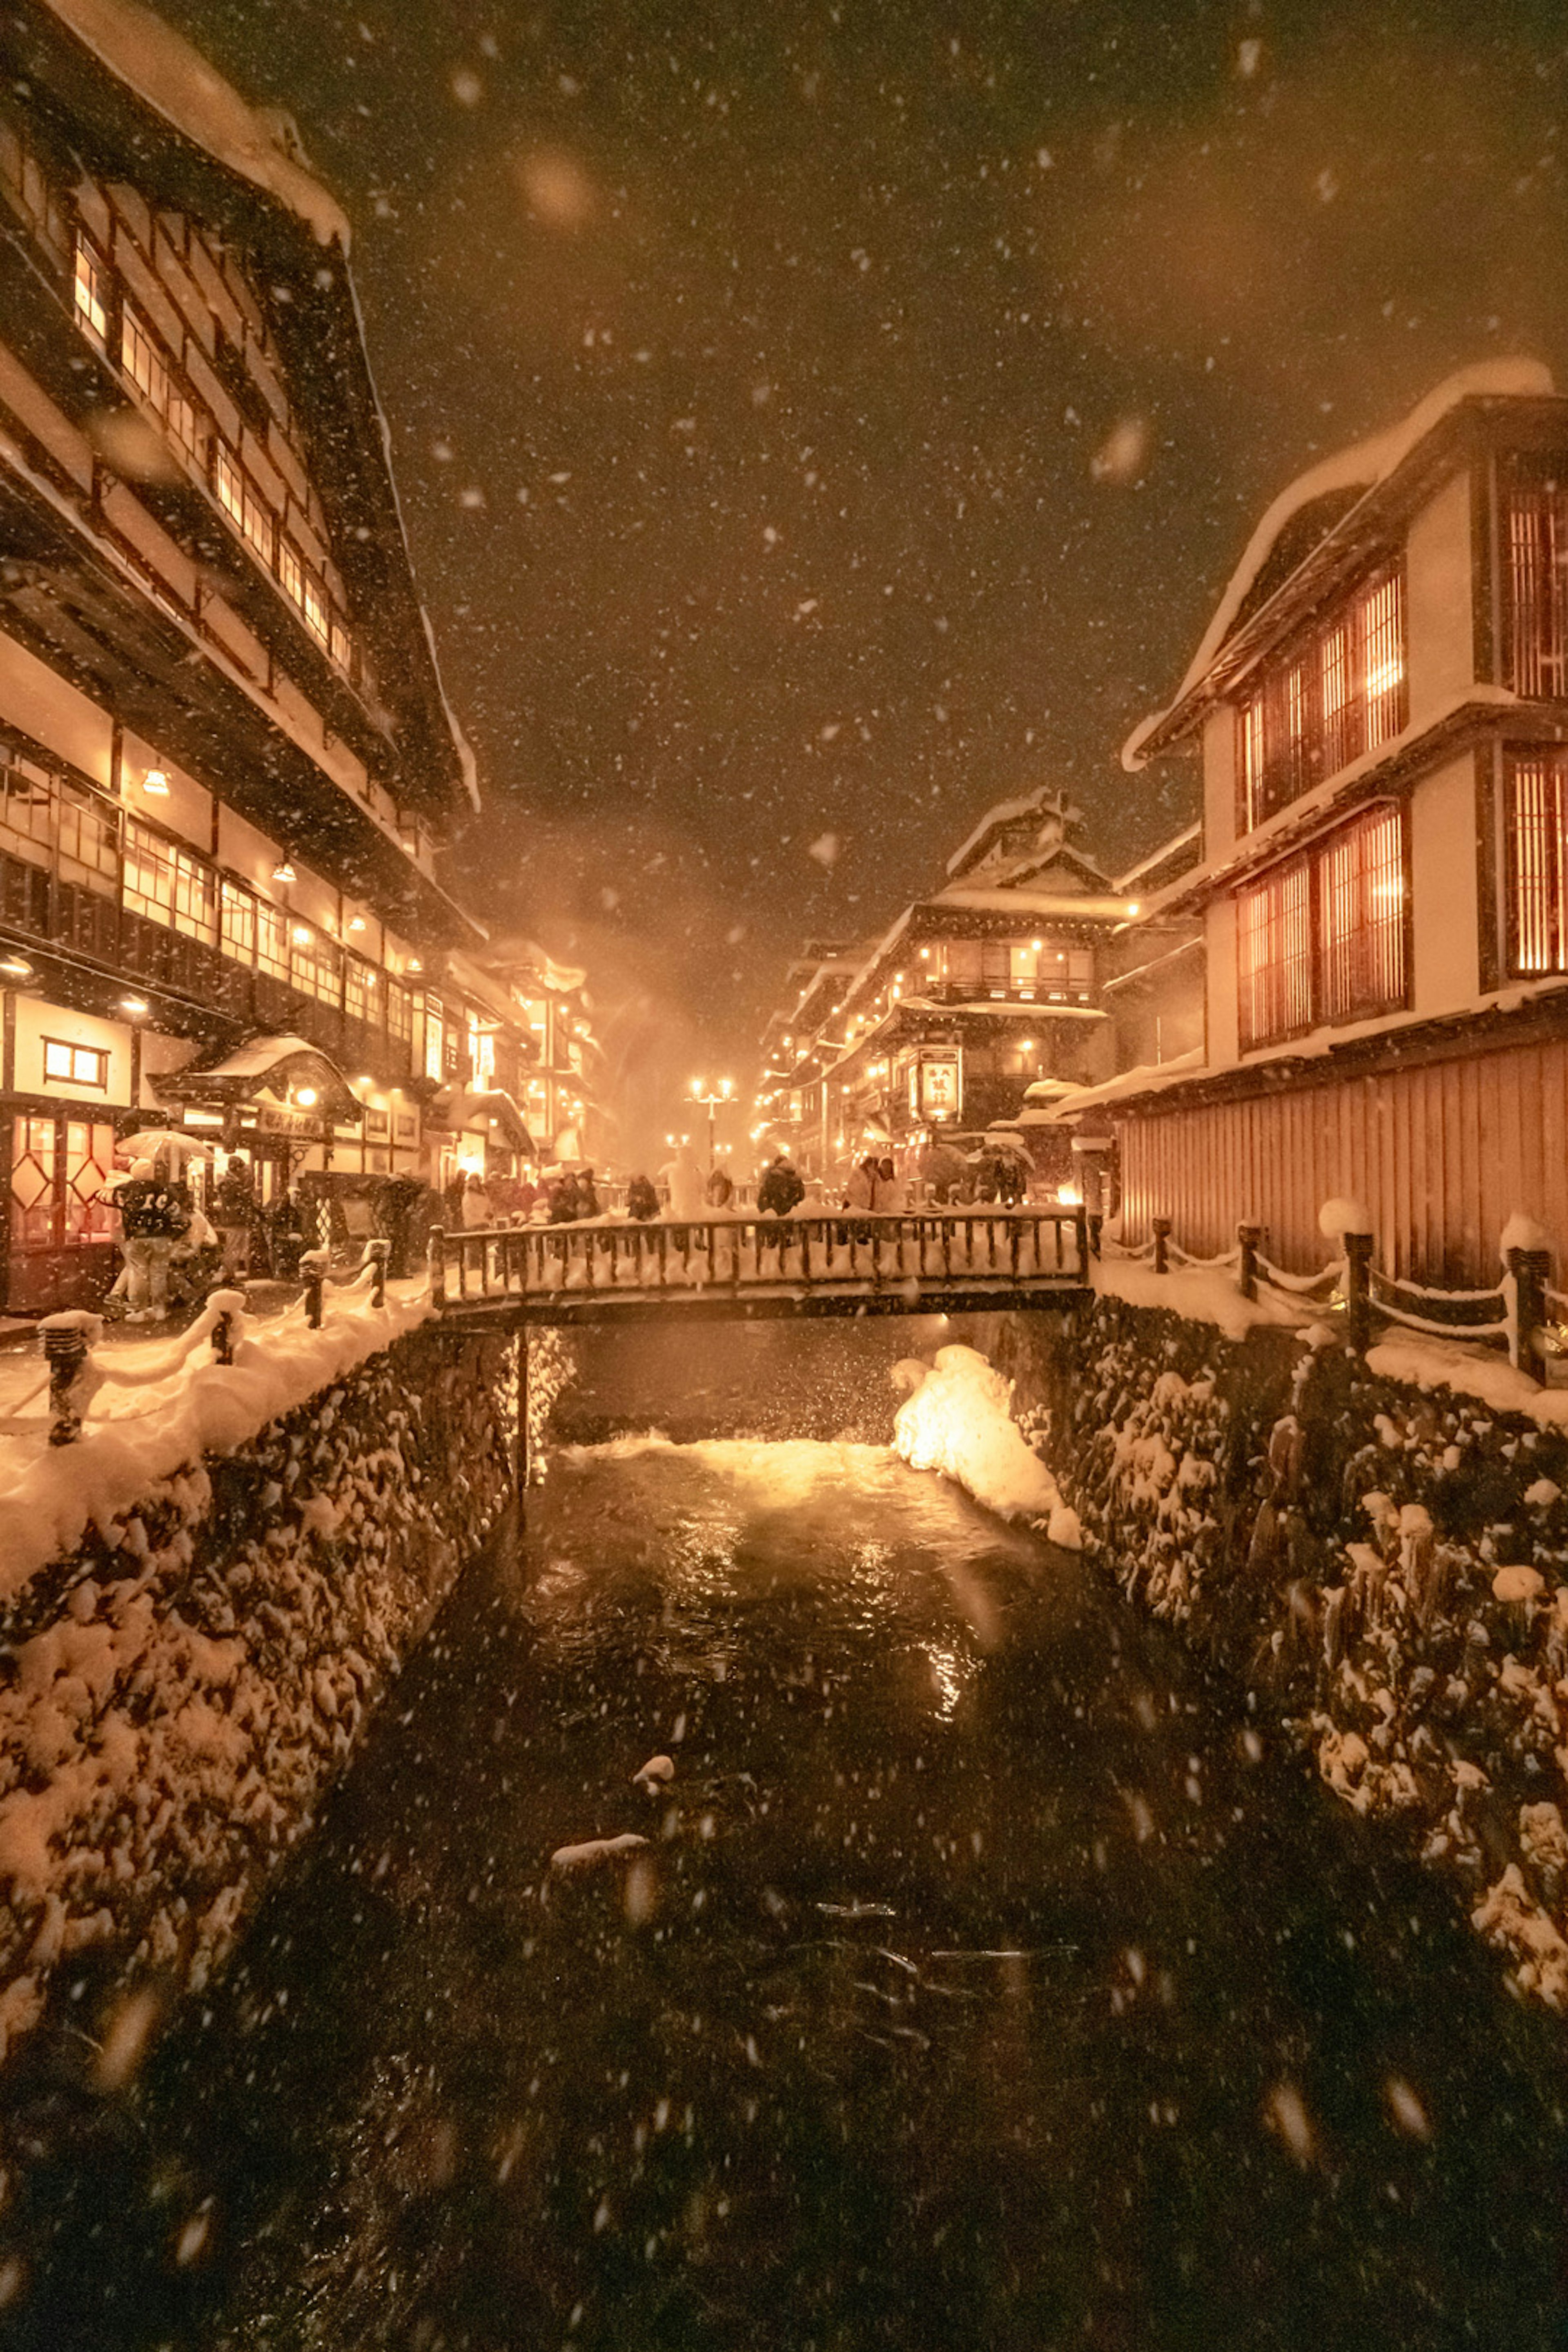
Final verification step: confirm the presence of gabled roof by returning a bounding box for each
[1123,359,1558,773]
[944,784,1107,886]
[8,0,477,822]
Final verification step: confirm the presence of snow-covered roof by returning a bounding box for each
[1035,1047,1208,1120]
[944,786,1086,878]
[41,0,349,247]
[1123,359,1557,772]
[935,886,1139,922]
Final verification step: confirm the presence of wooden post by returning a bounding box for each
[41,1317,91,1447]
[1087,1212,1103,1261]
[1237,1222,1262,1303]
[1508,1245,1551,1375]
[427,1225,447,1309]
[1152,1215,1172,1275]
[301,1246,328,1330]
[209,1291,238,1364]
[1343,1230,1374,1354]
[513,1326,529,1497]
[366,1238,389,1309]
[1072,1205,1089,1279]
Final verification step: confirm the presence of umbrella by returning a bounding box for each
[118,1129,218,1162]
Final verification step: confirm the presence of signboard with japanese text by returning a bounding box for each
[917,1053,961,1123]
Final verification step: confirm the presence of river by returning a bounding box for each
[4,1430,1564,2350]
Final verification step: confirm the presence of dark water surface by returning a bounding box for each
[5,1436,1564,2350]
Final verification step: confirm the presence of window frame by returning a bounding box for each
[1236,802,1410,1052]
[1235,565,1409,835]
[1503,746,1568,978]
[41,1038,109,1090]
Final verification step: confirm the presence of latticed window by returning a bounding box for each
[57,778,117,895]
[1318,806,1406,1021]
[220,880,256,965]
[1236,568,1408,832]
[256,899,289,981]
[290,924,342,1006]
[1506,748,1568,976]
[1237,807,1408,1049]
[169,844,216,942]
[386,978,413,1051]
[73,236,107,341]
[1506,459,1568,701]
[121,304,167,412]
[0,757,55,867]
[345,955,379,1024]
[123,819,174,923]
[214,443,244,526]
[1237,860,1312,1050]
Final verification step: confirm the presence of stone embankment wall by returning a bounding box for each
[0,1326,518,2073]
[988,1301,1568,2008]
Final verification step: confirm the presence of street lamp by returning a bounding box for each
[690,1076,733,1171]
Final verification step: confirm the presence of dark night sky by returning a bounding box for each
[160,0,1568,1155]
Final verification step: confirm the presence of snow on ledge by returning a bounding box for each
[42,0,350,247]
[1122,358,1556,771]
[1093,1254,1303,1341]
[0,1280,435,1605]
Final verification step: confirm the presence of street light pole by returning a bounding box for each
[689,1077,733,1174]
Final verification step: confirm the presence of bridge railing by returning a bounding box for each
[428,1207,1090,1308]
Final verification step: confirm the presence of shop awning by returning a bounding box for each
[425,1087,536,1155]
[154,1035,362,1123]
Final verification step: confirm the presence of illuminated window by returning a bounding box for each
[290,925,342,1005]
[122,819,174,924]
[345,955,378,1024]
[0,756,55,867]
[214,442,244,525]
[1237,806,1408,1050]
[220,880,256,965]
[256,898,290,982]
[169,844,216,942]
[1506,459,1568,701]
[1506,748,1568,976]
[1236,568,1407,832]
[385,978,414,1053]
[57,777,118,896]
[1318,806,1406,1022]
[42,1038,108,1089]
[120,303,167,412]
[301,568,330,645]
[277,538,304,609]
[241,477,274,564]
[73,236,107,341]
[424,993,446,1083]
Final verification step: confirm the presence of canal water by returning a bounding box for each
[4,1432,1564,2350]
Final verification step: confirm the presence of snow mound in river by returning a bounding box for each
[892,1345,1080,1548]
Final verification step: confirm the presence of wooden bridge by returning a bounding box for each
[428,1208,1092,1327]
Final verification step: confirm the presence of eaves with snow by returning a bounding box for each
[10,0,478,821]
[1123,359,1559,774]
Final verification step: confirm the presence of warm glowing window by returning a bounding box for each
[73,236,107,341]
[345,956,378,1024]
[241,477,274,563]
[220,880,256,965]
[1318,806,1406,1022]
[290,926,342,1006]
[1236,567,1408,832]
[424,994,446,1083]
[0,757,55,867]
[169,845,216,942]
[1236,860,1312,1050]
[301,568,330,645]
[57,777,118,896]
[120,304,167,412]
[122,819,174,924]
[214,443,244,525]
[1506,459,1568,701]
[1506,749,1568,976]
[256,899,290,982]
[42,1038,108,1089]
[277,538,304,609]
[1236,806,1408,1049]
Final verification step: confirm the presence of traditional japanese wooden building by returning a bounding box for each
[1082,360,1568,1287]
[0,0,519,1307]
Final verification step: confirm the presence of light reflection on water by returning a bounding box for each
[3,1437,1564,2352]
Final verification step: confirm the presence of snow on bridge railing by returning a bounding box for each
[427,1207,1091,1310]
[1114,1198,1564,1383]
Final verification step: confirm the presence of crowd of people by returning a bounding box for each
[93,1133,1042,1327]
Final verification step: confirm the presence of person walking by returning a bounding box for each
[661,1143,705,1222]
[873,1156,907,1214]
[213,1152,256,1280]
[577,1166,602,1219]
[704,1163,734,1210]
[626,1174,660,1221]
[756,1154,804,1217]
[549,1170,583,1223]
[115,1158,193,1322]
[460,1171,493,1229]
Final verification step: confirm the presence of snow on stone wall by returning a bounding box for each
[996,1301,1568,2011]
[0,1325,517,2073]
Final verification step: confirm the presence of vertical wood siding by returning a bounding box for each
[1116,1033,1568,1286]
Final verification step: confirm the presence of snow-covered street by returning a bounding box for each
[5,1423,1561,2350]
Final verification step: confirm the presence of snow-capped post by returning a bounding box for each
[1073,1203,1090,1274]
[366,1237,390,1309]
[1500,1214,1552,1375]
[1237,1222,1262,1302]
[428,1225,447,1308]
[40,1313,94,1447]
[1152,1216,1172,1275]
[1319,1197,1375,1353]
[301,1245,329,1331]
